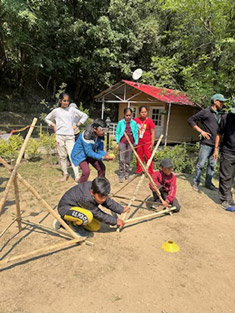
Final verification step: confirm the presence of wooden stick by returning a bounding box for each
[20,219,94,246]
[124,132,164,203]
[117,134,163,232]
[111,194,157,205]
[13,176,22,232]
[0,157,81,240]
[0,218,17,238]
[124,207,176,224]
[0,118,37,215]
[110,174,138,197]
[0,238,82,267]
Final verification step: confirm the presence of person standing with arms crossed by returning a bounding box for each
[134,105,155,175]
[188,94,227,192]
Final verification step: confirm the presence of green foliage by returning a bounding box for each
[153,143,200,174]
[0,0,234,111]
[0,134,23,161]
[39,132,56,154]
[25,138,40,160]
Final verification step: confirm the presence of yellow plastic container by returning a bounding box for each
[161,240,180,253]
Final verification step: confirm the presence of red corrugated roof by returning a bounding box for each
[122,80,196,106]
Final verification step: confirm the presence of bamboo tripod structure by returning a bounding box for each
[117,133,176,231]
[0,118,90,267]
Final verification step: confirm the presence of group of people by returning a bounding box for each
[45,91,234,237]
[188,93,235,210]
[45,93,180,235]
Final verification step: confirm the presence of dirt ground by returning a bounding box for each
[0,158,235,313]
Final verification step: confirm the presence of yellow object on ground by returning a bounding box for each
[109,153,115,159]
[161,240,180,252]
[84,218,101,232]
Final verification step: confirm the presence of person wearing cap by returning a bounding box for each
[213,99,235,209]
[149,158,181,212]
[188,93,227,192]
[71,119,113,183]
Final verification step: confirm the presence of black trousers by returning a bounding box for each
[152,188,181,212]
[219,150,235,202]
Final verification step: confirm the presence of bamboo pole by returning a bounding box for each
[0,218,17,238]
[110,174,138,197]
[0,118,37,215]
[124,132,164,203]
[20,219,94,246]
[112,194,157,205]
[0,238,81,267]
[0,157,82,240]
[13,176,22,232]
[124,207,176,225]
[117,134,163,232]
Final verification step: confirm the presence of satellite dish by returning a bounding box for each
[132,68,143,80]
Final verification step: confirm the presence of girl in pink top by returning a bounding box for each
[134,105,155,174]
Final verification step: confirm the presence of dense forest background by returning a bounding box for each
[0,0,234,116]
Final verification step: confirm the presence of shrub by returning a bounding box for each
[153,143,199,174]
[0,134,23,161]
[25,138,41,160]
[39,132,56,154]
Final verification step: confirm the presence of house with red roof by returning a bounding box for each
[95,80,201,144]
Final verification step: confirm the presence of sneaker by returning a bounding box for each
[192,183,199,192]
[125,175,130,181]
[75,177,80,184]
[68,222,90,238]
[61,174,69,182]
[205,183,218,191]
[221,201,231,210]
[53,219,61,230]
[119,177,124,183]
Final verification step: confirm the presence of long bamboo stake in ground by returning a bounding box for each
[13,175,22,232]
[118,134,163,230]
[0,157,82,241]
[0,118,38,215]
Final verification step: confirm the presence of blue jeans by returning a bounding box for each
[193,144,217,186]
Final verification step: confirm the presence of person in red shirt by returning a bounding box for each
[134,105,155,174]
[149,158,181,212]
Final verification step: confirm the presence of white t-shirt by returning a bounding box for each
[44,106,88,136]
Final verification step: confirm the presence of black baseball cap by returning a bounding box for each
[160,158,173,168]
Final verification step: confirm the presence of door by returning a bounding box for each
[149,106,165,138]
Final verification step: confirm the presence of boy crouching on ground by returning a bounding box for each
[149,158,181,212]
[54,177,128,235]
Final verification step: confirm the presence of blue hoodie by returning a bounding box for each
[71,125,106,166]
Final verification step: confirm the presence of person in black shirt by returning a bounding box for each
[53,177,128,235]
[188,94,227,192]
[213,108,235,209]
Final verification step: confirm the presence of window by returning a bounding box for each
[150,107,164,126]
[130,106,138,118]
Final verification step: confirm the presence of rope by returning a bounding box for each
[10,125,32,134]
